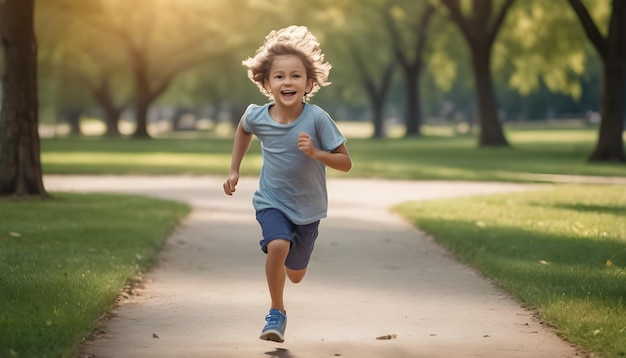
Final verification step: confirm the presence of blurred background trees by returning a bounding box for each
[29,0,622,148]
[1,0,624,196]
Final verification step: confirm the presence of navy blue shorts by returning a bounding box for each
[256,208,320,270]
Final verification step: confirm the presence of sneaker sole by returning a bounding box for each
[260,330,284,343]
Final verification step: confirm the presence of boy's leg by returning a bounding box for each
[265,239,290,312]
[262,238,290,342]
[256,209,318,342]
[284,220,319,284]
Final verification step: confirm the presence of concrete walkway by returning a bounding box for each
[44,176,580,358]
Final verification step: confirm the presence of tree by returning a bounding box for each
[440,0,515,146]
[0,0,48,197]
[383,1,436,136]
[120,0,259,138]
[46,0,251,138]
[37,0,130,136]
[90,0,202,138]
[319,1,398,138]
[352,48,397,138]
[567,0,625,162]
[86,75,129,136]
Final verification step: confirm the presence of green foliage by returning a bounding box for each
[395,185,626,357]
[0,193,189,357]
[499,1,589,99]
[40,136,262,176]
[31,0,611,126]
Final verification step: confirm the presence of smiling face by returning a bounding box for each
[264,55,313,108]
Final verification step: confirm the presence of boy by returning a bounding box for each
[223,25,352,343]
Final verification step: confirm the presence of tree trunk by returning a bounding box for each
[400,3,434,137]
[125,38,177,139]
[369,63,395,139]
[469,44,509,146]
[441,0,513,147]
[365,81,388,138]
[130,58,171,139]
[131,66,151,138]
[589,56,625,161]
[133,98,150,138]
[351,47,395,139]
[90,76,123,136]
[567,0,625,161]
[587,0,625,162]
[404,67,422,136]
[371,98,385,139]
[0,0,48,198]
[129,47,151,138]
[103,106,122,137]
[62,107,83,136]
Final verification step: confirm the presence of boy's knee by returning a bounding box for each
[266,239,290,254]
[286,268,307,284]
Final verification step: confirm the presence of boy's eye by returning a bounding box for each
[274,75,283,79]
[293,74,301,79]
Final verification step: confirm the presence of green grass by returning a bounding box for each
[0,193,190,358]
[395,185,626,357]
[41,136,250,175]
[40,126,626,181]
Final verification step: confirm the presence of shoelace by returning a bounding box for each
[265,311,286,327]
[265,313,280,325]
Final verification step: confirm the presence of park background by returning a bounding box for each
[2,0,624,148]
[1,0,625,357]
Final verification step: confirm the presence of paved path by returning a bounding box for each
[44,176,580,358]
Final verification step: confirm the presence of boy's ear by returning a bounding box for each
[306,79,314,94]
[263,79,270,93]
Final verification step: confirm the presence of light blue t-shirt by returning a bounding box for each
[242,102,346,225]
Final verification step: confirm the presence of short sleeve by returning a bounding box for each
[315,108,346,152]
[240,104,256,134]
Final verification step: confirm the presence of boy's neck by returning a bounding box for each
[269,102,305,124]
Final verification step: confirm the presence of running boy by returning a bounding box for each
[223,25,352,343]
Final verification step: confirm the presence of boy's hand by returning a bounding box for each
[223,173,239,196]
[298,132,317,158]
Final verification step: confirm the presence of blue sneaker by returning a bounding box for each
[260,309,287,342]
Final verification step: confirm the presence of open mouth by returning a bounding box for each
[281,90,297,97]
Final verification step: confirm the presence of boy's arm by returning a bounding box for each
[223,121,253,195]
[297,132,352,172]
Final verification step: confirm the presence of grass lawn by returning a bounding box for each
[395,184,626,357]
[0,193,189,358]
[40,125,626,181]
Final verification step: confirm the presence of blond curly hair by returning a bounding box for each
[242,25,332,100]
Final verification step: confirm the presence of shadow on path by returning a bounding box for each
[264,347,295,358]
